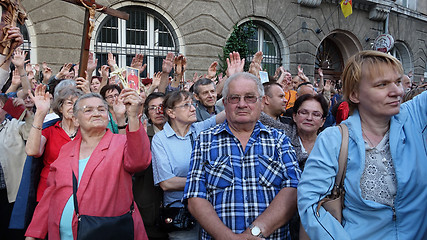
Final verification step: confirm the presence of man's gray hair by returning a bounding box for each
[73,92,109,116]
[222,72,264,97]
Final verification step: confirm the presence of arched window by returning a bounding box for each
[390,41,412,75]
[18,23,31,58]
[315,37,344,83]
[94,6,179,77]
[246,23,281,76]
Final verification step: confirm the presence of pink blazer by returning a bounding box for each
[26,125,151,240]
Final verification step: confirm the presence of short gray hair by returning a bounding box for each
[222,72,264,98]
[73,92,109,116]
[54,79,76,98]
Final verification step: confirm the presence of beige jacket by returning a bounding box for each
[0,112,33,202]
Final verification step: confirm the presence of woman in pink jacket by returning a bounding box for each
[25,87,151,240]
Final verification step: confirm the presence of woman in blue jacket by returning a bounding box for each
[298,50,427,240]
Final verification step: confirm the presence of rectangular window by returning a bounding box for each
[127,11,147,45]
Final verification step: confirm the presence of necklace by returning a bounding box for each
[61,122,77,139]
[362,128,375,147]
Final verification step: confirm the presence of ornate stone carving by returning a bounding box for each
[369,3,392,21]
[298,0,322,8]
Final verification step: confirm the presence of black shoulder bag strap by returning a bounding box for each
[72,171,134,220]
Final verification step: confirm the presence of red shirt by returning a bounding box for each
[37,121,72,201]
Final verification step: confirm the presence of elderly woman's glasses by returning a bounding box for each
[79,105,108,115]
[174,102,197,110]
[297,109,323,120]
[226,95,260,104]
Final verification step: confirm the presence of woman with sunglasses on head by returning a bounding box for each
[151,90,225,240]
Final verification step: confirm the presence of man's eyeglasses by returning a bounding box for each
[174,102,197,110]
[148,105,163,113]
[226,95,260,104]
[296,109,324,120]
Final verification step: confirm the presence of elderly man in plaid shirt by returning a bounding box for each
[184,72,301,240]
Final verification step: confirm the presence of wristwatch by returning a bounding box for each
[249,224,265,238]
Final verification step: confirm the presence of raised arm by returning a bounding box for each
[172,54,186,89]
[11,48,31,94]
[86,52,98,79]
[121,88,151,172]
[226,51,245,77]
[113,91,127,135]
[248,51,263,79]
[130,53,147,74]
[158,52,174,93]
[25,85,50,157]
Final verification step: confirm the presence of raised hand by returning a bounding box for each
[131,53,147,73]
[120,88,144,119]
[75,76,91,94]
[297,64,309,83]
[42,66,52,82]
[162,52,174,74]
[152,72,161,87]
[112,95,126,119]
[318,68,323,78]
[56,63,73,80]
[11,68,21,86]
[29,85,51,115]
[11,48,28,68]
[107,52,117,70]
[87,52,98,73]
[324,79,332,92]
[34,63,40,73]
[249,51,263,78]
[174,54,187,76]
[226,51,245,77]
[207,61,218,79]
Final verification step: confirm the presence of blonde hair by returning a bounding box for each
[342,50,403,114]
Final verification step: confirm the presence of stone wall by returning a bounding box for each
[21,0,427,80]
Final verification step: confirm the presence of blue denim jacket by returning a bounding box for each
[298,91,427,240]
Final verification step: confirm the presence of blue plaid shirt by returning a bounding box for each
[184,120,301,240]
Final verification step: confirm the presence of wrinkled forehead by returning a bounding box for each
[229,77,258,95]
[78,97,104,108]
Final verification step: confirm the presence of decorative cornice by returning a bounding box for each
[369,3,392,21]
[298,0,322,8]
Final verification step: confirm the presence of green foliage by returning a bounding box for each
[218,21,257,75]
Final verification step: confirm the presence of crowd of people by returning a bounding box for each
[0,27,426,240]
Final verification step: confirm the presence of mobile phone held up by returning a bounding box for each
[3,97,26,119]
